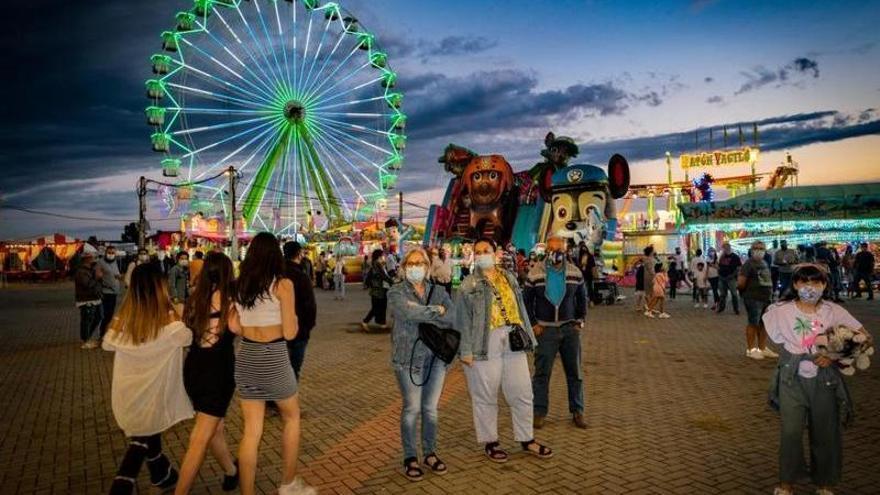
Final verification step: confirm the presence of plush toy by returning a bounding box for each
[814,325,874,376]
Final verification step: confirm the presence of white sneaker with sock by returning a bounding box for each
[761,348,779,358]
[746,348,765,360]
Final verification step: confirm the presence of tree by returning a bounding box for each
[122,222,139,243]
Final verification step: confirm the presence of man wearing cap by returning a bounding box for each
[523,234,588,429]
[74,246,104,349]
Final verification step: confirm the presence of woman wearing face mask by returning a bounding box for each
[738,241,779,361]
[456,238,552,464]
[763,264,873,495]
[125,248,152,288]
[387,249,455,481]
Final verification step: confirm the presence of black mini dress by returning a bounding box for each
[183,312,236,418]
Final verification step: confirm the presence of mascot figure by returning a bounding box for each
[547,154,630,251]
[461,154,515,240]
[528,132,580,202]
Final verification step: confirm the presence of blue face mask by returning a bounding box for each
[797,285,823,304]
[406,266,426,284]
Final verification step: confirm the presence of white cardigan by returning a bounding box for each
[103,321,194,437]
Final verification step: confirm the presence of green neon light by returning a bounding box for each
[683,218,880,234]
[242,128,291,222]
[298,122,343,221]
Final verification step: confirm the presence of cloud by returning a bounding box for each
[381,35,498,62]
[704,77,714,83]
[576,111,880,163]
[404,69,664,140]
[735,57,821,95]
[706,95,724,104]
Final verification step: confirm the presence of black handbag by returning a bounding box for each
[488,275,534,353]
[410,285,460,386]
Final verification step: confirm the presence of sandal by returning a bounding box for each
[484,442,509,463]
[521,440,553,459]
[423,453,448,475]
[402,457,424,482]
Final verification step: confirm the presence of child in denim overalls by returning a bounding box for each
[764,264,872,495]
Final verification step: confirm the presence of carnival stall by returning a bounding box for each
[0,233,82,281]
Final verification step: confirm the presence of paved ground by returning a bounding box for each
[0,282,878,495]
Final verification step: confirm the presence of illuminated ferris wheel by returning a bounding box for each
[145,0,405,234]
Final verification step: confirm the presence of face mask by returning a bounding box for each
[797,285,823,305]
[406,266,426,284]
[752,249,765,260]
[548,251,565,265]
[157,252,166,260]
[105,254,116,261]
[475,254,495,270]
[179,260,190,267]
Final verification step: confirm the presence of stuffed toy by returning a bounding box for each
[814,325,874,376]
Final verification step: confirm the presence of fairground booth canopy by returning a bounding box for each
[678,183,880,239]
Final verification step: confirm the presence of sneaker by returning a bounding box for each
[644,311,656,318]
[279,476,317,495]
[221,460,239,491]
[815,489,835,495]
[773,488,793,495]
[83,339,99,349]
[761,348,779,358]
[703,303,709,308]
[658,312,671,319]
[572,412,588,429]
[746,348,765,360]
[694,303,701,308]
[360,322,369,332]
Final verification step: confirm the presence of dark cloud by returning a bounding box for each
[577,111,879,163]
[404,69,662,140]
[706,95,724,104]
[704,77,714,83]
[735,57,821,95]
[380,35,498,62]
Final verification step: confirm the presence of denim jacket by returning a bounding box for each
[768,348,854,426]
[388,280,455,367]
[455,268,537,361]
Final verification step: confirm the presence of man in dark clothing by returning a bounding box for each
[716,242,742,314]
[283,241,317,378]
[853,242,875,300]
[74,249,104,348]
[815,241,844,302]
[524,235,588,430]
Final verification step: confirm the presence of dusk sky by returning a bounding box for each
[1,0,879,240]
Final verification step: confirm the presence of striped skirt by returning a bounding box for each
[234,338,298,401]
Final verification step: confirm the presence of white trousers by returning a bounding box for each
[463,326,534,444]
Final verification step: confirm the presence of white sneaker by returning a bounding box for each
[773,488,793,495]
[658,312,671,319]
[644,311,655,318]
[761,348,779,358]
[279,476,317,495]
[703,303,709,308]
[694,303,701,308]
[746,348,765,360]
[82,340,99,349]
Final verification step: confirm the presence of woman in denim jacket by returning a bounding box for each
[455,238,553,463]
[388,248,455,482]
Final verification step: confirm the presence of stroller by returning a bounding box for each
[590,278,620,305]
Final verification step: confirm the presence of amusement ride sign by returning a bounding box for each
[679,147,759,170]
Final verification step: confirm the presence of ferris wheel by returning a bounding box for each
[145,0,405,235]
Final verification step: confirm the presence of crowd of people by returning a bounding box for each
[70,233,875,495]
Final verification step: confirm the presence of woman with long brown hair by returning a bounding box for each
[230,232,315,495]
[103,264,193,495]
[175,252,239,493]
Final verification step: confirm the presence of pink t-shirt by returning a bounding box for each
[653,272,668,298]
[762,300,863,378]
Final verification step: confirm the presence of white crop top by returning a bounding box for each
[236,289,282,327]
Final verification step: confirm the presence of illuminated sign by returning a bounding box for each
[680,147,758,170]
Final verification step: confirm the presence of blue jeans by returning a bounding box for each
[393,353,447,460]
[532,323,584,416]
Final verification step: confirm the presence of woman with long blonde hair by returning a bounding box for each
[103,264,193,494]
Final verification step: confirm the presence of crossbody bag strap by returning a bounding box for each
[410,283,438,387]
[486,275,513,327]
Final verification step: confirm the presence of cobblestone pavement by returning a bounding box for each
[1,283,878,494]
